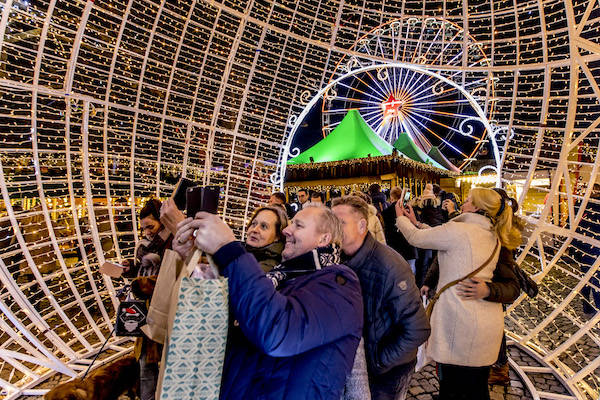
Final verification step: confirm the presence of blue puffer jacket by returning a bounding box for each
[212,242,364,400]
[344,234,430,376]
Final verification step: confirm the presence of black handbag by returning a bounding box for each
[514,265,538,298]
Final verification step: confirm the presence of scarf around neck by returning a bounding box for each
[266,244,341,289]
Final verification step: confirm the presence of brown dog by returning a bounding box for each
[44,354,139,400]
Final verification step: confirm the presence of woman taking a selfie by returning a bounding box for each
[395,187,522,400]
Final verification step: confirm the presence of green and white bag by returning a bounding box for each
[158,250,229,400]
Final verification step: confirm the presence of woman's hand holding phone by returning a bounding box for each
[396,201,418,226]
[160,199,186,235]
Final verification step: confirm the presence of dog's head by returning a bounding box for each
[44,380,89,400]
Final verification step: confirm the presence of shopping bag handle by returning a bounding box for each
[184,248,217,277]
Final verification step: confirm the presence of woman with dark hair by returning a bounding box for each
[245,205,288,272]
[123,198,173,278]
[128,198,176,400]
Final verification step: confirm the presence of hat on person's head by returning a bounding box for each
[421,183,436,200]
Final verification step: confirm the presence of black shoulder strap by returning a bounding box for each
[426,239,500,319]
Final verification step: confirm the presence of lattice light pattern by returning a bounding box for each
[0,0,600,399]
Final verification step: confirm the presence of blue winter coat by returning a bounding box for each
[343,233,430,376]
[212,242,364,400]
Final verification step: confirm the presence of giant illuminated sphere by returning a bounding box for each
[0,1,599,398]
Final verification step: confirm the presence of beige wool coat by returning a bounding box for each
[395,212,503,367]
[367,204,386,245]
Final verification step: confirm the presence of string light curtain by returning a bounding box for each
[0,0,600,399]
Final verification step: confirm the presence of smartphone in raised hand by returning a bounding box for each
[203,186,220,214]
[172,178,199,211]
[186,186,220,218]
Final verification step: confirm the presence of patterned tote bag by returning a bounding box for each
[158,250,229,400]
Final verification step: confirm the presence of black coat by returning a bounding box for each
[344,233,430,376]
[381,201,417,261]
[414,203,445,227]
[370,192,389,214]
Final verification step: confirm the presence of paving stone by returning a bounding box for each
[550,384,565,393]
[416,395,433,400]
[490,392,504,400]
[507,386,524,395]
[511,380,523,388]
[492,384,506,393]
[409,386,425,395]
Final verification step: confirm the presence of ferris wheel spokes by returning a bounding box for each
[402,111,469,158]
[320,16,495,170]
[403,106,476,138]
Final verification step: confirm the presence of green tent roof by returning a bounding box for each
[428,146,461,173]
[392,132,446,170]
[287,109,394,165]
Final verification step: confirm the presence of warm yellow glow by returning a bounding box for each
[513,178,551,187]
[455,174,497,186]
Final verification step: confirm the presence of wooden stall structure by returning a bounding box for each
[285,152,457,201]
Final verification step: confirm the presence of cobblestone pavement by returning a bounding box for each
[406,362,533,400]
[407,344,575,399]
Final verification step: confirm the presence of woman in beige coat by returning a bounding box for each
[395,187,522,400]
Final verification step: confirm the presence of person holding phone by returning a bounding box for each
[423,188,523,386]
[395,188,522,400]
[127,198,184,400]
[411,184,444,288]
[173,205,363,400]
[127,199,173,277]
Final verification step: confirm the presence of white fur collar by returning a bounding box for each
[452,212,493,230]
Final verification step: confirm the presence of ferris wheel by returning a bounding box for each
[323,17,497,170]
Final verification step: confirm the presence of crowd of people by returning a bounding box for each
[124,182,524,400]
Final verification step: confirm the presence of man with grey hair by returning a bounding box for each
[173,205,363,399]
[332,195,430,400]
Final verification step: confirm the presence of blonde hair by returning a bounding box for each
[470,187,522,250]
[303,204,343,247]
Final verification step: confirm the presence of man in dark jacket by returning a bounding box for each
[175,205,364,400]
[382,186,417,273]
[332,196,430,400]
